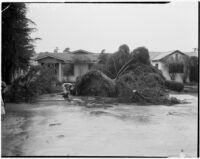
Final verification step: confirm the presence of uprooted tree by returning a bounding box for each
[74,45,181,105]
[5,65,61,103]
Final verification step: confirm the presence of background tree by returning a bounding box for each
[5,65,61,102]
[101,49,106,54]
[2,3,38,84]
[98,52,110,65]
[131,47,150,65]
[105,44,131,79]
[92,53,113,78]
[115,46,151,79]
[189,56,198,83]
[95,45,156,81]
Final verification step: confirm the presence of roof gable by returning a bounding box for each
[37,56,66,63]
[35,53,65,62]
[151,50,188,62]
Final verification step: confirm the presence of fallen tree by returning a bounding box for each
[116,71,166,103]
[74,70,116,97]
[74,46,181,105]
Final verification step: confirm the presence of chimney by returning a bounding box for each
[193,48,198,52]
[63,48,70,53]
[54,47,59,53]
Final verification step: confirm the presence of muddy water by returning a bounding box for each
[1,94,197,157]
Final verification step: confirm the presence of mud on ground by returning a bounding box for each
[1,93,198,157]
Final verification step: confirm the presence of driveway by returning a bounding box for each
[1,94,198,157]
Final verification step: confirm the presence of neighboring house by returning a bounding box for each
[35,49,99,82]
[150,50,198,83]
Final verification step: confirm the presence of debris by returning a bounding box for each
[116,70,167,104]
[73,47,181,105]
[179,149,186,158]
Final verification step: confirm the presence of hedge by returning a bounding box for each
[165,80,184,92]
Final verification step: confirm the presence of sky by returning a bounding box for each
[26,1,198,54]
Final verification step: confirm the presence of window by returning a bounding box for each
[175,53,179,61]
[155,63,159,69]
[63,64,74,76]
[70,64,74,76]
[169,63,184,73]
[89,63,93,70]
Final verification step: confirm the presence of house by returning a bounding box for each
[149,50,198,83]
[35,49,99,82]
[35,48,198,83]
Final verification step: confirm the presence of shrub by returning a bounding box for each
[165,80,184,92]
[35,65,60,94]
[5,65,62,103]
[4,66,41,102]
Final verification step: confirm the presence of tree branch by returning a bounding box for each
[2,4,11,13]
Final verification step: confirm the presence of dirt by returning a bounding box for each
[1,93,198,157]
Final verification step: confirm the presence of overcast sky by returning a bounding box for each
[26,1,198,53]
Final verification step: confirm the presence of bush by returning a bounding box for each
[165,80,184,92]
[5,65,62,103]
[35,65,61,94]
[4,66,41,102]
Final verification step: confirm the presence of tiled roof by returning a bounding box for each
[34,49,198,63]
[149,51,163,60]
[184,51,198,57]
[35,50,100,63]
[151,50,178,61]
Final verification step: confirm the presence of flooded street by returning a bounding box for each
[1,94,198,157]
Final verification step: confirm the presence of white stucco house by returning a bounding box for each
[35,49,99,82]
[150,50,198,83]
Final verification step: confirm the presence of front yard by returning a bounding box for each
[1,93,198,157]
